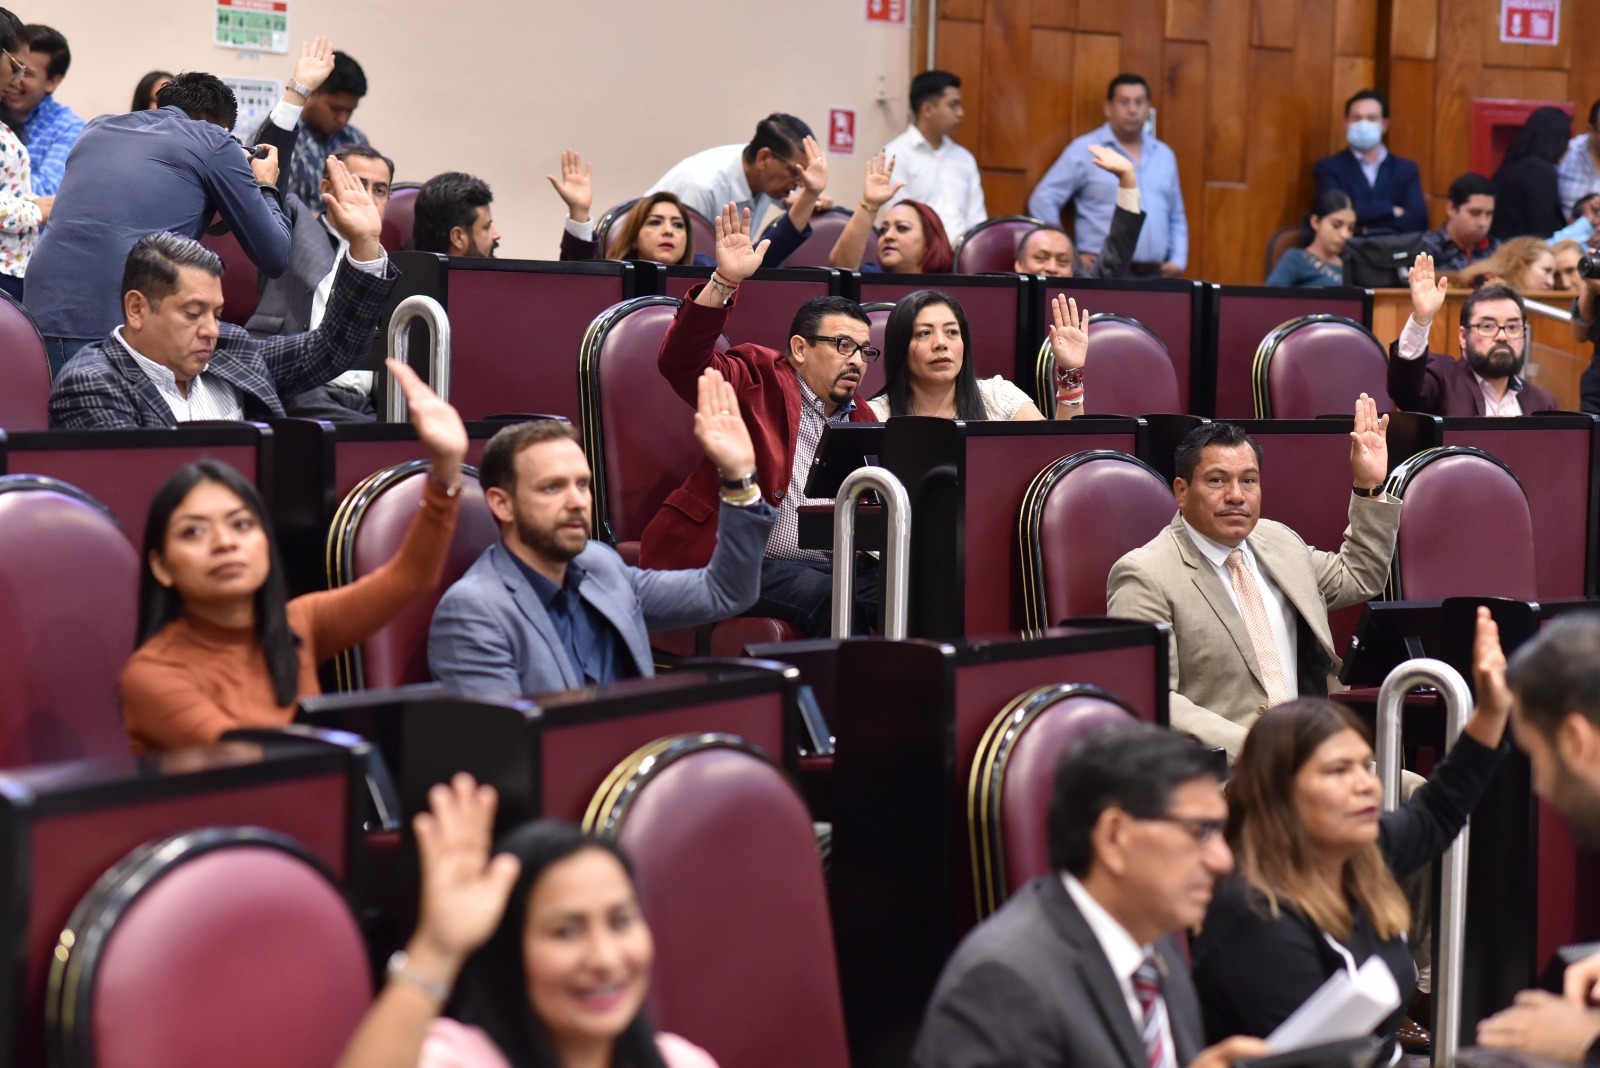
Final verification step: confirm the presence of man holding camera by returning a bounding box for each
[1388,252,1558,417]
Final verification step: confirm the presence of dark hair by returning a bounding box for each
[1106,73,1150,101]
[1174,422,1264,483]
[446,822,668,1068]
[130,70,173,112]
[1507,613,1600,738]
[321,50,367,98]
[883,200,954,273]
[743,113,813,165]
[1344,88,1388,119]
[155,72,239,130]
[414,172,494,255]
[0,9,23,139]
[1459,282,1525,327]
[788,295,869,349]
[606,192,695,263]
[121,232,225,308]
[1573,194,1600,225]
[1501,106,1571,168]
[1016,224,1073,264]
[1447,172,1496,208]
[325,143,394,181]
[19,24,68,79]
[479,421,582,498]
[911,70,961,115]
[138,462,298,706]
[1048,723,1219,876]
[879,290,986,419]
[1310,188,1353,221]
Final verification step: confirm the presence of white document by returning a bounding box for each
[1266,956,1402,1052]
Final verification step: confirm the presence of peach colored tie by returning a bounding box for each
[1225,549,1295,708]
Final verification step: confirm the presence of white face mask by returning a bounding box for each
[1347,119,1384,153]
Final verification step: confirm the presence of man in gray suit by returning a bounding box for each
[912,724,1268,1068]
[428,369,773,697]
[1107,397,1401,760]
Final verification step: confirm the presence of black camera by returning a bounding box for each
[1578,252,1600,280]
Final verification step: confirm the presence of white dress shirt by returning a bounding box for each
[881,124,988,239]
[1181,516,1299,694]
[117,326,245,422]
[647,143,772,230]
[1395,315,1523,415]
[1062,873,1177,1064]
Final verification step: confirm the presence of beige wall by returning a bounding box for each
[43,0,913,259]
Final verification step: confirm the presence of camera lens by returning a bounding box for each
[1579,253,1600,280]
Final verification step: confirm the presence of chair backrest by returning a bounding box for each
[46,826,370,1068]
[382,183,422,252]
[969,686,1136,917]
[1036,313,1179,417]
[860,301,893,406]
[0,290,49,430]
[758,206,871,268]
[1018,451,1174,628]
[1264,225,1307,279]
[0,477,137,768]
[1383,446,1538,600]
[196,225,261,328]
[953,214,1044,275]
[595,198,716,262]
[1253,314,1394,418]
[585,733,849,1068]
[325,460,497,690]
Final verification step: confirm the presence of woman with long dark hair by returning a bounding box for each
[338,774,717,1068]
[119,361,465,754]
[130,69,173,111]
[1493,106,1571,239]
[869,290,1087,420]
[829,152,955,274]
[1265,189,1356,287]
[1191,609,1512,1065]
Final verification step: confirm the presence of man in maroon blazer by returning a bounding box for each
[1388,251,1560,417]
[639,203,882,636]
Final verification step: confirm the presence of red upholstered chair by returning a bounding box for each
[1035,313,1180,417]
[1381,446,1538,600]
[1252,314,1394,418]
[46,826,370,1068]
[595,198,717,262]
[199,225,260,327]
[325,460,498,689]
[585,734,849,1068]
[860,300,894,408]
[953,214,1045,275]
[1264,225,1308,279]
[381,182,421,252]
[1018,451,1174,628]
[0,476,137,768]
[758,206,871,268]
[969,685,1137,916]
[0,288,49,430]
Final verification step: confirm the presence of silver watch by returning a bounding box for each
[285,78,313,99]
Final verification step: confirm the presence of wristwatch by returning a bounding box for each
[284,78,313,99]
[387,949,450,1002]
[720,471,758,492]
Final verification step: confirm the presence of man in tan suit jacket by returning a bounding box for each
[1107,397,1401,759]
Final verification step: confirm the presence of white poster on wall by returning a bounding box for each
[222,77,283,142]
[215,0,289,54]
[1501,0,1560,45]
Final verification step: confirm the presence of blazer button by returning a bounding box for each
[773,490,784,501]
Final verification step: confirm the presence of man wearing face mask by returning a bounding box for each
[1312,89,1428,235]
[1388,252,1558,416]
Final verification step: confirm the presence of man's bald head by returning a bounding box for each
[1015,226,1076,277]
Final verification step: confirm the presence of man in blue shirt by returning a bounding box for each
[1028,73,1188,278]
[1312,89,1428,235]
[4,25,84,197]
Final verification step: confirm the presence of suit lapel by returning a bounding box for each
[1040,880,1147,1068]
[573,558,654,677]
[102,334,179,427]
[1168,517,1265,690]
[490,546,581,690]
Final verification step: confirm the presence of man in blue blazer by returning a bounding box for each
[428,370,774,697]
[1313,89,1429,234]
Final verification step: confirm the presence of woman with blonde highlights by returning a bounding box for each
[1456,235,1557,292]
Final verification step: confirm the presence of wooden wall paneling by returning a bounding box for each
[978,171,1030,215]
[935,17,986,154]
[1077,0,1124,34]
[1116,0,1167,88]
[1335,0,1379,59]
[1029,0,1074,30]
[1386,56,1436,199]
[1166,0,1211,43]
[1388,0,1438,60]
[1203,0,1251,187]
[1474,67,1574,108]
[941,0,986,22]
[1478,0,1572,71]
[1070,33,1122,140]
[1432,0,1478,189]
[1027,28,1078,194]
[1162,39,1209,277]
[1292,1,1339,212]
[1239,47,1306,284]
[1253,0,1296,50]
[1201,184,1251,282]
[977,0,1031,169]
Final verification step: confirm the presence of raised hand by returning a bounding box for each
[322,154,385,259]
[408,774,522,974]
[797,135,829,196]
[693,368,758,483]
[1409,251,1448,326]
[1348,392,1389,491]
[1048,294,1089,370]
[861,152,905,213]
[1087,144,1135,186]
[712,202,770,285]
[387,358,467,486]
[291,36,335,94]
[545,149,593,222]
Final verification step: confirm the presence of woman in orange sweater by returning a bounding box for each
[121,360,467,754]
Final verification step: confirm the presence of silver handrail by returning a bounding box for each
[831,466,911,639]
[1375,658,1472,1068]
[385,295,451,422]
[1526,297,1573,324]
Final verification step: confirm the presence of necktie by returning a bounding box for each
[1225,548,1295,708]
[1132,954,1175,1068]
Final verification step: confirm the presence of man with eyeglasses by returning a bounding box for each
[646,113,813,231]
[1389,251,1559,416]
[913,722,1270,1068]
[639,203,882,637]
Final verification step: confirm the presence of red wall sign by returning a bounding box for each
[1501,0,1560,45]
[829,108,857,156]
[866,0,906,24]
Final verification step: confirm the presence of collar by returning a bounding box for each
[793,362,856,420]
[1350,144,1389,167]
[1062,873,1151,983]
[1440,228,1492,256]
[1180,515,1251,569]
[904,124,946,152]
[1095,121,1151,152]
[1467,363,1525,396]
[508,550,586,608]
[114,326,186,387]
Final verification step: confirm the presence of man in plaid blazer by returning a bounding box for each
[49,155,395,431]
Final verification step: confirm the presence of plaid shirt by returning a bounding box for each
[20,94,85,196]
[1558,134,1600,220]
[766,368,856,563]
[1419,226,1498,274]
[285,121,368,215]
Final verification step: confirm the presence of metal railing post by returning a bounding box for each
[1375,658,1473,1068]
[831,466,911,639]
[385,295,451,422]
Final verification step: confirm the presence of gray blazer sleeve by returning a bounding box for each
[632,500,775,631]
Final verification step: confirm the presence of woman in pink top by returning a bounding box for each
[338,774,718,1068]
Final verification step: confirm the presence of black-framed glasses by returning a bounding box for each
[803,334,881,363]
[1467,320,1526,339]
[1143,815,1226,845]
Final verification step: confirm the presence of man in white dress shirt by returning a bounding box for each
[880,70,987,240]
[646,113,813,228]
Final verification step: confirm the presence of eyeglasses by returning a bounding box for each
[1143,815,1227,845]
[1467,320,1526,339]
[803,334,881,363]
[1,50,24,86]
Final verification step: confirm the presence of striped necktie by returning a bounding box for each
[1132,954,1176,1068]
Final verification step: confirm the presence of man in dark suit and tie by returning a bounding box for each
[911,723,1269,1068]
[1313,89,1428,235]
